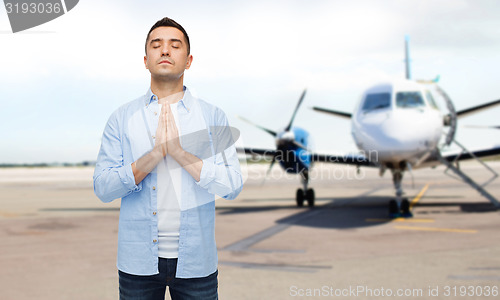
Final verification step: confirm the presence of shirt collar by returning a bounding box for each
[145,88,157,105]
[145,86,192,113]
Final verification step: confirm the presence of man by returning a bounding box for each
[93,17,243,299]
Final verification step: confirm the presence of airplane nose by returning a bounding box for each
[280,131,295,140]
[381,115,429,146]
[355,109,442,161]
[276,131,295,145]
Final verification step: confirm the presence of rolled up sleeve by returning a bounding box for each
[196,110,243,200]
[93,111,141,203]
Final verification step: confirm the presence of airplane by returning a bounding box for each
[236,91,377,208]
[311,35,500,217]
[237,90,318,207]
[466,125,500,129]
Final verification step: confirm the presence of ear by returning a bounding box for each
[185,54,193,70]
[144,55,148,69]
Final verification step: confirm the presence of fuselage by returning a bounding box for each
[351,80,443,168]
[276,127,312,173]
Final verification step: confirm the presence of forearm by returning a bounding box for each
[171,149,203,182]
[196,149,243,199]
[93,163,139,203]
[132,147,164,185]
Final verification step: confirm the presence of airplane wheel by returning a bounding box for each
[400,198,413,218]
[388,200,399,218]
[296,189,304,207]
[306,188,315,207]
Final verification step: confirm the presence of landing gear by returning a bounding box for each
[388,198,413,218]
[388,199,399,218]
[296,170,315,207]
[388,169,413,218]
[295,188,315,207]
[296,189,304,207]
[400,198,412,218]
[306,188,315,207]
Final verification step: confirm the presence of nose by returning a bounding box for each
[161,44,170,57]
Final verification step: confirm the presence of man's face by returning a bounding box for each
[144,26,193,81]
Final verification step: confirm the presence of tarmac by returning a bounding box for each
[1,162,500,299]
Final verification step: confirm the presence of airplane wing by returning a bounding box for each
[311,153,375,166]
[456,99,500,118]
[237,147,276,158]
[311,106,352,119]
[465,125,500,129]
[311,145,500,168]
[240,145,500,168]
[238,147,376,167]
[442,145,500,162]
[310,145,500,171]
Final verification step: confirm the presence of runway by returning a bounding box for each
[1,162,499,299]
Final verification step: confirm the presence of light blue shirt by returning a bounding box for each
[93,87,243,277]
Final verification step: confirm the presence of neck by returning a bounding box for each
[150,76,185,104]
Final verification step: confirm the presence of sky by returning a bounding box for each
[1,0,500,164]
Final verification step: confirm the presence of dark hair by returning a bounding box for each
[145,17,190,55]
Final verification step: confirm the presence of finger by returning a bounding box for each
[165,110,169,127]
[167,108,176,131]
[158,105,168,131]
[164,104,171,123]
[158,100,165,114]
[163,103,170,118]
[160,105,167,127]
[158,106,166,126]
[166,102,173,119]
[166,106,171,130]
[158,109,169,145]
[167,105,176,126]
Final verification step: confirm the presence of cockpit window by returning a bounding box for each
[396,91,425,108]
[362,93,391,111]
[425,90,439,109]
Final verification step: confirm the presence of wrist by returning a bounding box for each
[170,148,185,161]
[151,146,165,159]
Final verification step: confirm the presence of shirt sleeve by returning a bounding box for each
[93,110,142,203]
[196,109,243,200]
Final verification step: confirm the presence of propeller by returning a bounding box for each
[285,89,307,131]
[238,88,308,183]
[260,155,277,186]
[236,115,277,136]
[435,85,457,147]
[292,140,308,151]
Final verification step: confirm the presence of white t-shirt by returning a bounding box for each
[157,103,182,258]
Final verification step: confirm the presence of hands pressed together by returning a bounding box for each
[133,97,202,184]
[154,99,183,159]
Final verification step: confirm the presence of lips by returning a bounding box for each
[158,59,173,65]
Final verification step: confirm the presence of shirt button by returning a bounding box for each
[153,96,157,100]
[152,186,156,190]
[153,239,157,243]
[153,212,157,216]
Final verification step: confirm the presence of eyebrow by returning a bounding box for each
[149,38,183,45]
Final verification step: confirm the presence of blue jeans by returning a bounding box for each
[119,258,218,300]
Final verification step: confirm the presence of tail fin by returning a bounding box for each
[405,35,411,80]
